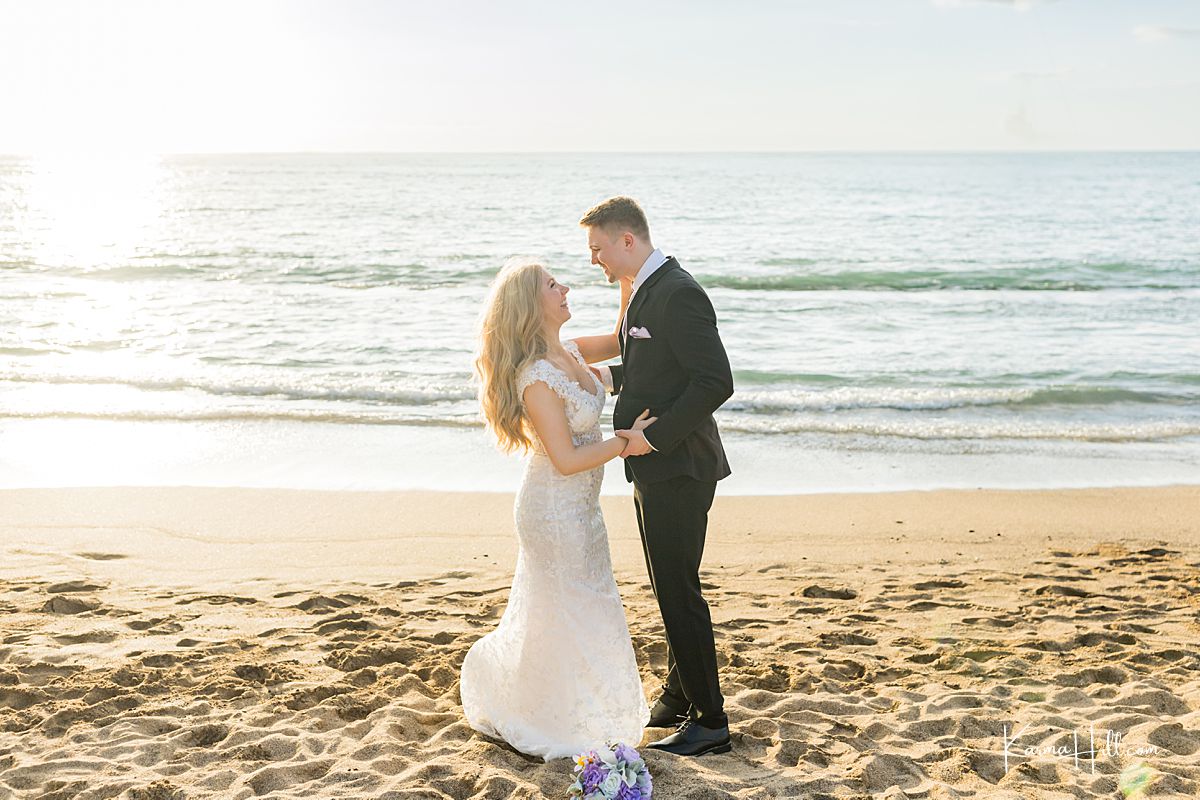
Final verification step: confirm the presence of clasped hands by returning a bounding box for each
[615,409,656,458]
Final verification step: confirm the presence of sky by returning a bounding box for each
[1,0,1198,153]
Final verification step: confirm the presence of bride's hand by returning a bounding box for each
[614,428,645,458]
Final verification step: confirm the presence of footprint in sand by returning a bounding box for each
[128,780,182,800]
[906,651,941,664]
[72,551,128,561]
[1022,571,1092,582]
[960,648,1008,662]
[176,595,257,606]
[293,595,352,613]
[858,752,930,794]
[184,723,229,747]
[433,586,507,600]
[140,653,178,667]
[40,595,101,614]
[962,616,1019,629]
[1031,583,1094,599]
[1146,722,1200,755]
[125,617,184,632]
[283,684,352,711]
[45,580,107,593]
[820,658,868,681]
[905,600,958,611]
[911,578,965,590]
[428,570,474,584]
[723,617,771,629]
[314,612,378,635]
[798,584,858,600]
[232,663,301,685]
[787,604,830,616]
[1056,665,1127,687]
[324,644,421,671]
[52,630,119,645]
[1112,687,1191,715]
[233,743,275,761]
[819,631,877,646]
[1104,547,1179,567]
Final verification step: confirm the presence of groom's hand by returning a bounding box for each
[618,428,654,457]
[616,410,656,457]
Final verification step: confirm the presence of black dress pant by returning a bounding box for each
[633,474,727,729]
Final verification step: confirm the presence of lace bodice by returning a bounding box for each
[516,340,605,454]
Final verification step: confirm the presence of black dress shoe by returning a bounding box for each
[646,720,732,756]
[647,696,690,728]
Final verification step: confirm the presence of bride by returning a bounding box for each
[459,256,652,760]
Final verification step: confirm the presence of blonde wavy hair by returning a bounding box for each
[474,257,552,453]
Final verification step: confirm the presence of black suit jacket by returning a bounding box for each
[609,257,734,484]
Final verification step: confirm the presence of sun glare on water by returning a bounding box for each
[9,151,172,359]
[17,152,167,273]
[2,152,189,474]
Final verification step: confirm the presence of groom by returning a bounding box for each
[580,196,734,757]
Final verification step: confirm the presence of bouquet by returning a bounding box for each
[568,742,652,800]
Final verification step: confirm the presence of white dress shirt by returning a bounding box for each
[631,247,670,299]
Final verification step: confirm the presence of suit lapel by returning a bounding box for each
[621,257,677,359]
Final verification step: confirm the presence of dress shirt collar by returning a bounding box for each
[631,248,668,293]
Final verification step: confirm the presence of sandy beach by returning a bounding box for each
[2,485,1198,799]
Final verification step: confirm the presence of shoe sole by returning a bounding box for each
[649,739,733,757]
[697,740,732,756]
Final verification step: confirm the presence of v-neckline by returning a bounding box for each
[552,345,602,400]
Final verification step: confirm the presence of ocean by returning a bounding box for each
[1,152,1198,493]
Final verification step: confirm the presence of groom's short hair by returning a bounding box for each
[579,196,650,242]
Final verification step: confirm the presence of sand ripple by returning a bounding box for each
[1,543,1198,798]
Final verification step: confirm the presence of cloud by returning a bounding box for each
[830,17,887,28]
[1005,103,1039,143]
[1013,69,1071,82]
[1133,24,1200,43]
[980,68,1072,85]
[933,0,1056,10]
[1000,69,1065,145]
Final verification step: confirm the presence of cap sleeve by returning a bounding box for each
[517,358,571,403]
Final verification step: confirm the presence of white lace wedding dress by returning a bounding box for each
[460,339,650,761]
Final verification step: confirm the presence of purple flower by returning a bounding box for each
[580,761,606,791]
[637,768,652,794]
[571,743,650,800]
[614,743,640,764]
[616,784,642,800]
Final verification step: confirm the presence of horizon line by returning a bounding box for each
[2,148,1199,158]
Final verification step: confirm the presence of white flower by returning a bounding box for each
[600,772,622,797]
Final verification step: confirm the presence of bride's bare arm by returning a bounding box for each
[522,382,627,474]
[571,279,633,364]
